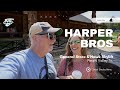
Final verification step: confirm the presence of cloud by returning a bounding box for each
[96,11,119,18]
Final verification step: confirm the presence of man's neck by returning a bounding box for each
[30,47,46,58]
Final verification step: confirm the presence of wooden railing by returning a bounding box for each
[0,32,23,38]
[0,38,26,56]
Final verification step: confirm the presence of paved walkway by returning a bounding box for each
[97,46,120,52]
[89,46,120,79]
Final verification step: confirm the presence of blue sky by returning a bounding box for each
[81,11,120,19]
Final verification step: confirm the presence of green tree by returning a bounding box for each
[98,23,108,29]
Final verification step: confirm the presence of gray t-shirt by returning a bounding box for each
[0,48,57,79]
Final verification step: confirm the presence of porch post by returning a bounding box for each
[23,11,37,48]
[92,11,96,40]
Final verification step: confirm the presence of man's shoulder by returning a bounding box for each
[3,49,29,62]
[7,49,27,57]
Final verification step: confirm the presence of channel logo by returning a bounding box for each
[3,18,14,27]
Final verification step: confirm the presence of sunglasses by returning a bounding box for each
[36,33,56,40]
[47,33,56,40]
[69,40,81,45]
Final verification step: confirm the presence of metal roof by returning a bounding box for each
[69,14,92,23]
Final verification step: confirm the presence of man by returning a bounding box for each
[0,22,62,79]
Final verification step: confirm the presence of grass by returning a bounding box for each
[112,32,119,41]
[96,37,112,41]
[113,32,118,36]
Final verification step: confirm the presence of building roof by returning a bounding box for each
[69,14,92,23]
[57,11,86,20]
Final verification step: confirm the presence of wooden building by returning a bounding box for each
[0,11,96,55]
[0,12,28,38]
[0,11,96,38]
[37,11,96,36]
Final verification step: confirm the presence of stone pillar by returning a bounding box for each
[92,11,96,18]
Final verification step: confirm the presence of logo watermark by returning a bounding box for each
[3,18,14,27]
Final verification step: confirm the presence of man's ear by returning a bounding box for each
[33,35,42,42]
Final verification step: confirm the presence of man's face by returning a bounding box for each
[35,33,56,53]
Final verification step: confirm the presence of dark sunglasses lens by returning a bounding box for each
[50,34,53,39]
[48,33,56,40]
